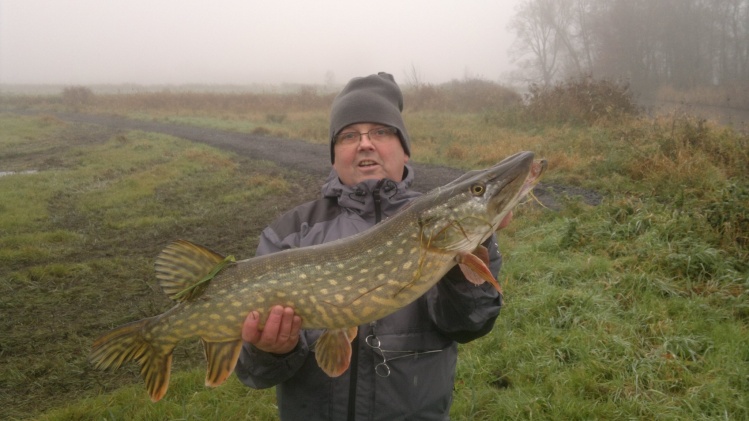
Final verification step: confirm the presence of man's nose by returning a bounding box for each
[358,133,375,149]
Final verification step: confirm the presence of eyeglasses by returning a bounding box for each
[334,126,398,147]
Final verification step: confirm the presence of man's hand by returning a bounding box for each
[242,305,302,355]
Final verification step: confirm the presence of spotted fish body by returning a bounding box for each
[90,151,546,402]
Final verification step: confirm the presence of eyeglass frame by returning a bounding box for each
[334,126,399,147]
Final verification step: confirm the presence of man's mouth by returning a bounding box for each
[358,160,379,168]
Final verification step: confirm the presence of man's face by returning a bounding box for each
[332,123,409,186]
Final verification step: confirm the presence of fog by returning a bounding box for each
[0,0,520,87]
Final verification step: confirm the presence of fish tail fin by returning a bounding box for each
[90,317,176,402]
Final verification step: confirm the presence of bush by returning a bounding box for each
[265,113,286,124]
[61,86,94,110]
[523,77,640,125]
[405,79,521,112]
[705,181,749,248]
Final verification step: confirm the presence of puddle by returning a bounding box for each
[0,170,38,177]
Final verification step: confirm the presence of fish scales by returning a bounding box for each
[90,151,547,402]
[155,222,447,338]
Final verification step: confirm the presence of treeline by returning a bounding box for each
[41,80,521,115]
[510,0,749,96]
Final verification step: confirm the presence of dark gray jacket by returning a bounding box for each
[235,165,502,421]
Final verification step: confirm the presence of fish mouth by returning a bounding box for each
[519,159,547,196]
[485,154,547,226]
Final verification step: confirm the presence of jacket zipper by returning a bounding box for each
[373,179,386,224]
[347,180,386,420]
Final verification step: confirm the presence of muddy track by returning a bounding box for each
[47,112,602,208]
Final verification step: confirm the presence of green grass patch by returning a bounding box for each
[0,115,306,420]
[2,83,748,420]
[35,371,278,421]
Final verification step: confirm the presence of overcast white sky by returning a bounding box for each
[0,0,521,86]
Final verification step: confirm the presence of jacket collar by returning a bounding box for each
[320,164,416,221]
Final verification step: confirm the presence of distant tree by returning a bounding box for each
[508,0,561,86]
[403,63,425,89]
[708,0,749,85]
[508,0,749,96]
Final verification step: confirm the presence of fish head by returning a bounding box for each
[417,151,547,253]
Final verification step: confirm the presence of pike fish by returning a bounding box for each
[90,151,546,402]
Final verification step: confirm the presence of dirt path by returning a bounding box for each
[48,112,602,208]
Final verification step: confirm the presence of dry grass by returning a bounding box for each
[2,77,748,420]
[657,84,749,109]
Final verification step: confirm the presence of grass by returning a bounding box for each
[458,196,748,419]
[0,114,315,420]
[2,80,748,420]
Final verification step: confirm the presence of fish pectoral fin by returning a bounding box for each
[154,239,235,302]
[314,328,356,377]
[472,245,490,266]
[456,252,503,294]
[201,339,243,387]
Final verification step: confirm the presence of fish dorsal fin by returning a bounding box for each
[154,240,233,302]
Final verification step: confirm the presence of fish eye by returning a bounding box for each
[471,183,485,196]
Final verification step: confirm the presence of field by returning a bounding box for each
[1,80,748,419]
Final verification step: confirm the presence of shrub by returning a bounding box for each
[405,79,521,112]
[61,86,94,110]
[523,77,640,125]
[265,113,286,124]
[705,181,749,248]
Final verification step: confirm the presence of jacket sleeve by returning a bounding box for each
[234,226,310,389]
[235,331,312,389]
[426,234,503,343]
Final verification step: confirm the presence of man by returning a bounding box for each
[234,72,503,420]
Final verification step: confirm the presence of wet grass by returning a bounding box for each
[0,115,317,420]
[2,84,748,420]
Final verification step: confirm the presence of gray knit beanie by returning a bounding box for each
[329,72,410,163]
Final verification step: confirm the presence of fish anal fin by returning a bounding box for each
[140,348,174,402]
[457,252,503,294]
[346,326,358,343]
[154,239,233,302]
[315,328,355,377]
[201,339,243,387]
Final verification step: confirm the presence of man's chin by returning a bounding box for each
[354,167,385,180]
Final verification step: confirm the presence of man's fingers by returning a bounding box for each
[276,307,296,342]
[258,305,285,346]
[290,315,302,338]
[241,305,301,354]
[241,311,261,343]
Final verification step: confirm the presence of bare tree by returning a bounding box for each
[509,0,561,86]
[509,0,749,94]
[403,63,425,89]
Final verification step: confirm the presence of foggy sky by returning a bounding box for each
[0,0,520,87]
